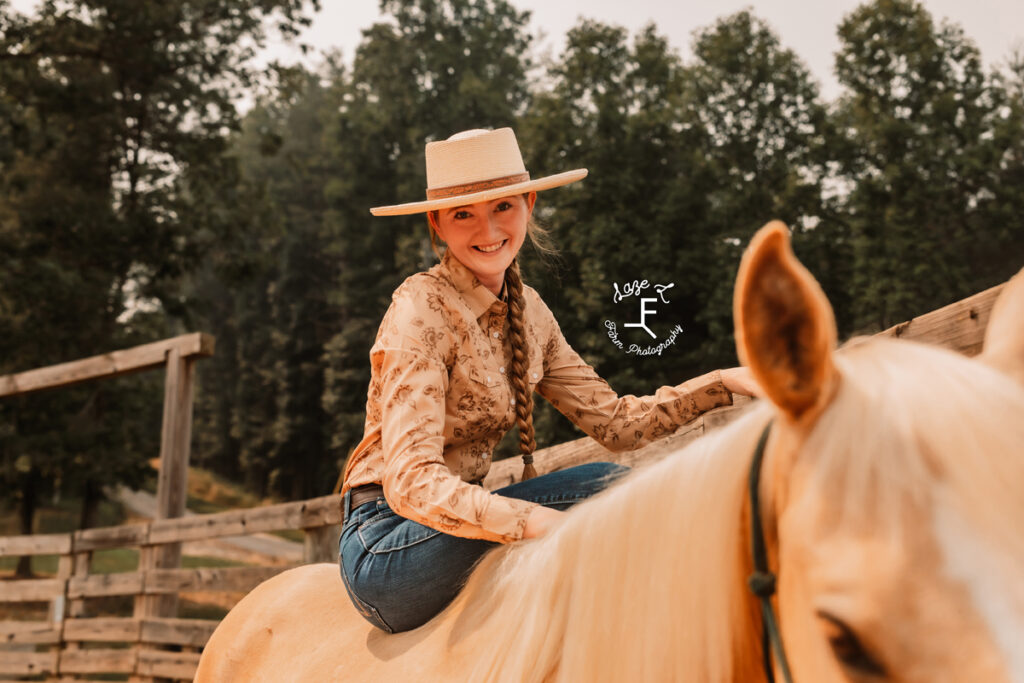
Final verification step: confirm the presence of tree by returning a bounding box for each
[682,10,838,357]
[518,21,709,447]
[833,0,1007,330]
[191,0,539,496]
[319,0,537,480]
[517,13,834,453]
[0,0,318,567]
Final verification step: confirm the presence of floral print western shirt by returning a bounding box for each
[342,251,733,543]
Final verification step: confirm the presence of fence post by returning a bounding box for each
[303,526,340,564]
[143,346,197,630]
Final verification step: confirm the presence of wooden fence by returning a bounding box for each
[0,495,340,681]
[0,280,1006,681]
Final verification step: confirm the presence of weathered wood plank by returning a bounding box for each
[879,282,1003,357]
[148,348,199,620]
[148,495,340,544]
[303,525,339,563]
[136,649,200,680]
[297,495,345,528]
[139,618,218,647]
[63,618,140,642]
[58,648,136,675]
[0,651,58,677]
[68,572,143,599]
[0,333,214,398]
[73,523,149,552]
[144,566,289,595]
[0,578,65,602]
[482,413,713,489]
[0,620,60,644]
[67,551,91,620]
[0,650,58,676]
[0,533,71,557]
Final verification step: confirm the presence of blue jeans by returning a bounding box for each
[338,462,628,633]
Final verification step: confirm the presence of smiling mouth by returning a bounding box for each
[474,240,507,253]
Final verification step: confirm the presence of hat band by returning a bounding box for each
[425,172,531,200]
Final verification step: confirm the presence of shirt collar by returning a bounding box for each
[441,250,506,320]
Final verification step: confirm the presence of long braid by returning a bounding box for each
[504,258,538,480]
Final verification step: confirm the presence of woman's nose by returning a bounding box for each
[484,215,504,238]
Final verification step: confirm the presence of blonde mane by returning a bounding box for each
[196,225,1023,683]
[448,405,772,682]
[440,336,1024,683]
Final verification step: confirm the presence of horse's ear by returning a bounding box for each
[734,221,838,422]
[980,266,1024,385]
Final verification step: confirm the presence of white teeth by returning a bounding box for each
[476,240,505,253]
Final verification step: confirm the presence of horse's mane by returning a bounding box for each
[451,403,773,682]
[445,337,1024,683]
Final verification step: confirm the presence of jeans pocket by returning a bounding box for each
[355,508,399,549]
[359,514,442,554]
[338,554,394,633]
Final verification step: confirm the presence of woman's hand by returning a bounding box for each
[522,505,564,539]
[721,366,762,397]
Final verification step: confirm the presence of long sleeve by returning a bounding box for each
[529,289,733,452]
[367,282,536,544]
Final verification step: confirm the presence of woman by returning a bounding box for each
[339,127,758,633]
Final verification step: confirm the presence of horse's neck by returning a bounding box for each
[447,412,772,681]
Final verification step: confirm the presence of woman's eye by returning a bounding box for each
[453,210,471,220]
[820,614,886,677]
[495,201,513,212]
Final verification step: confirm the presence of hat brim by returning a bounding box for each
[370,169,588,216]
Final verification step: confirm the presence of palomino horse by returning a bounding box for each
[196,222,1024,682]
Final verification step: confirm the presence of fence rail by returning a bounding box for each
[0,279,1007,681]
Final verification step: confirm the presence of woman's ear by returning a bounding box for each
[427,210,444,241]
[525,191,537,215]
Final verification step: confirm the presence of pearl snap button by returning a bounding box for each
[532,372,538,379]
[482,452,490,459]
[493,332,499,338]
[511,398,516,405]
[499,367,506,374]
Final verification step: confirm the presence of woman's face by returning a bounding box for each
[429,192,536,295]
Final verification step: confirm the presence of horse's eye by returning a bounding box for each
[819,612,886,677]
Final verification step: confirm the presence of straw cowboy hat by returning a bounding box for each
[369,128,587,216]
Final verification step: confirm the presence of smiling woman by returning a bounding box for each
[427,192,536,295]
[335,127,760,634]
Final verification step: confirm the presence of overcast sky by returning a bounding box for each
[8,0,1024,101]
[263,0,1024,101]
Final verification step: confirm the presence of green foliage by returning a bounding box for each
[4,0,1023,507]
[192,0,537,496]
[834,0,1020,330]
[0,0,319,554]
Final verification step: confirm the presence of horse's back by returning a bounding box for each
[196,563,368,681]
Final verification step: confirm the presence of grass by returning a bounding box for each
[0,498,127,537]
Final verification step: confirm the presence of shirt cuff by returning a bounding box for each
[684,368,734,414]
[480,494,538,543]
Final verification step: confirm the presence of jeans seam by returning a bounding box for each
[361,526,443,555]
[531,495,588,506]
[339,554,395,634]
[356,509,396,533]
